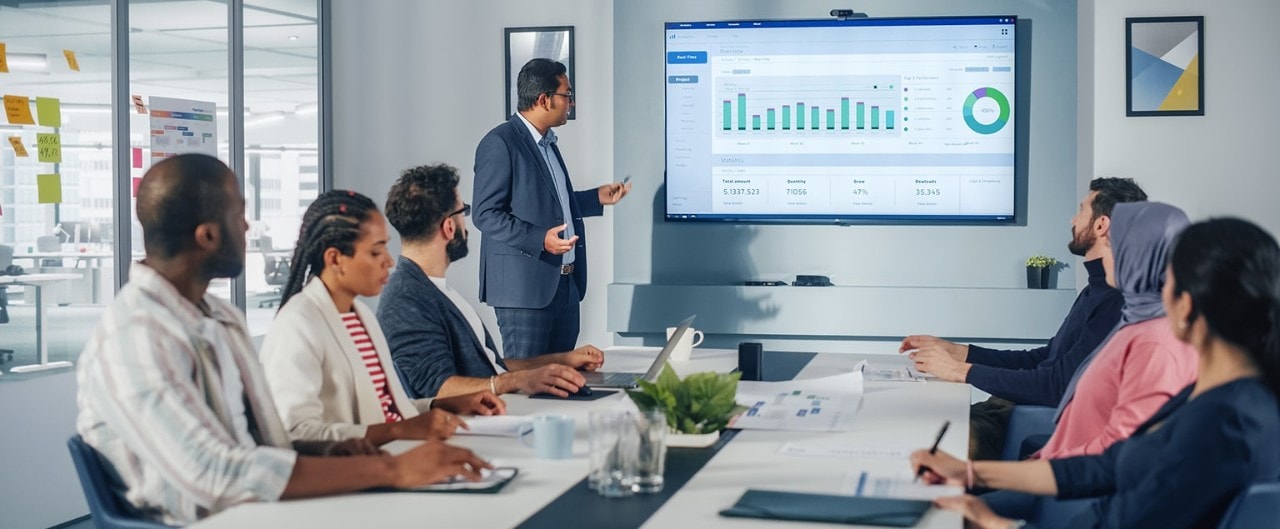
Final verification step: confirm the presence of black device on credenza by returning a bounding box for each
[793,275,832,287]
[738,342,763,381]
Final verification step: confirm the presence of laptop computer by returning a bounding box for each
[583,315,695,389]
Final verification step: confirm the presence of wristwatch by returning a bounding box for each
[1007,520,1028,529]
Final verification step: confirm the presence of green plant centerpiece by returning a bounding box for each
[1025,255,1059,269]
[626,363,747,435]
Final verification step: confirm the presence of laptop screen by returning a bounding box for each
[640,315,696,381]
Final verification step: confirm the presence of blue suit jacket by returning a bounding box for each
[473,114,603,309]
[378,257,508,399]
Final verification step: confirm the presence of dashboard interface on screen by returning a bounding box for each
[664,17,1017,223]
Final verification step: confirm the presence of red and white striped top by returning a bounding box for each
[341,312,402,423]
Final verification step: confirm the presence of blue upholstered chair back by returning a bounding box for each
[67,435,174,529]
[1001,405,1057,461]
[1216,481,1280,529]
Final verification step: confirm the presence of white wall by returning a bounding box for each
[1082,0,1280,233]
[331,0,616,348]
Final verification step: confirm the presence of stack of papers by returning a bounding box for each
[862,364,930,382]
[731,362,865,432]
[777,441,910,461]
[841,469,962,501]
[456,415,530,437]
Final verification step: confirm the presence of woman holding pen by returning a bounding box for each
[912,217,1280,529]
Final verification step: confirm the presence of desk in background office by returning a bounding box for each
[13,251,115,305]
[1,273,81,374]
[188,348,967,529]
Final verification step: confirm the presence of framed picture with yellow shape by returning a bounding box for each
[1126,16,1203,116]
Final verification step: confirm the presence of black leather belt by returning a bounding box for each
[560,264,575,275]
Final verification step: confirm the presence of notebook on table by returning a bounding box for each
[719,489,932,527]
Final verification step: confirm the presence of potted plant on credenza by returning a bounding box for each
[1026,255,1061,289]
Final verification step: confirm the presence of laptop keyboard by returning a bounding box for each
[587,372,641,387]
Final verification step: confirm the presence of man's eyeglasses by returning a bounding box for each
[449,203,471,217]
[549,91,575,102]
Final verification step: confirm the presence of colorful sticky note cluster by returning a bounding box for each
[4,94,34,124]
[37,174,62,204]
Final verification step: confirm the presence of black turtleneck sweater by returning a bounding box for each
[965,258,1122,406]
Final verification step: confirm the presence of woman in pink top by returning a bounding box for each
[1037,201,1198,459]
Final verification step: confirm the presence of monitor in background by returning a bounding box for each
[55,221,104,244]
[664,16,1018,224]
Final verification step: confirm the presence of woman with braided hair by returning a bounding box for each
[261,190,506,446]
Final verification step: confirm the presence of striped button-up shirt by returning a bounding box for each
[75,263,297,525]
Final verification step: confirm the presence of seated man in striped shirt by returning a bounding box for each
[75,154,490,525]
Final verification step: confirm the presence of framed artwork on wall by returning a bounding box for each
[1126,16,1203,116]
[505,26,575,120]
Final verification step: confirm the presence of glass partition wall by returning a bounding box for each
[0,0,322,381]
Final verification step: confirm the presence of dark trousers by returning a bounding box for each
[970,396,1016,460]
[495,275,581,359]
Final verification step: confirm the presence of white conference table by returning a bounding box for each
[190,348,968,529]
[1,273,81,374]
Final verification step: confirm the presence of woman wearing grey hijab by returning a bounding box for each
[1032,201,1198,460]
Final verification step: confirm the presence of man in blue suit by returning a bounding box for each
[473,58,630,359]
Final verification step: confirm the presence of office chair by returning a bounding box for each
[1217,481,1280,529]
[258,235,290,308]
[1000,405,1057,461]
[67,435,175,529]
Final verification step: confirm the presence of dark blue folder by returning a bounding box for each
[720,489,932,527]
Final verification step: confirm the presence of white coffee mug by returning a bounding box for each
[665,326,705,361]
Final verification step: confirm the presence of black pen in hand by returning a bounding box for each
[913,420,951,483]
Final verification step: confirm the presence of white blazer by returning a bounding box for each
[260,278,432,442]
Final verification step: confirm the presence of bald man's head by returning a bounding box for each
[136,154,246,277]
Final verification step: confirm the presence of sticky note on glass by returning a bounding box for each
[37,132,61,163]
[37,174,62,204]
[8,136,27,157]
[132,177,142,197]
[131,94,147,114]
[4,94,35,124]
[63,49,79,71]
[0,42,9,73]
[132,147,143,168]
[36,97,60,127]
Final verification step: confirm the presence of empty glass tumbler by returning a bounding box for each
[588,409,637,498]
[632,409,668,493]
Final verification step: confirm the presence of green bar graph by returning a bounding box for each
[856,102,866,130]
[886,110,895,130]
[722,100,732,130]
[782,105,790,129]
[871,105,880,129]
[766,108,775,130]
[737,93,746,131]
[797,103,805,129]
[840,98,850,130]
[826,109,835,129]
[752,115,761,130]
[811,107,819,130]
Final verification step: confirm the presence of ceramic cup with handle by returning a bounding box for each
[665,326,705,361]
[518,414,575,459]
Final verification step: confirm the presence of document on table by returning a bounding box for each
[777,441,910,461]
[862,364,928,382]
[456,415,531,437]
[841,468,963,501]
[730,362,865,432]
